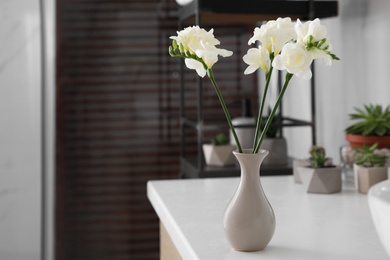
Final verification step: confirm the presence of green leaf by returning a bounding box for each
[369,143,378,152]
[346,104,390,135]
[363,124,377,136]
[375,125,386,136]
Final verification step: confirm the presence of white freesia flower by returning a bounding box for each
[195,41,233,68]
[170,26,219,55]
[273,42,313,80]
[294,18,333,66]
[169,19,339,154]
[170,26,233,77]
[184,59,207,77]
[248,17,296,55]
[243,46,270,74]
[295,18,327,44]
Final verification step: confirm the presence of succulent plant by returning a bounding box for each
[211,133,229,146]
[345,104,390,136]
[354,143,388,167]
[309,145,327,168]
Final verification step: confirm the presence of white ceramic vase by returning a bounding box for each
[223,149,275,251]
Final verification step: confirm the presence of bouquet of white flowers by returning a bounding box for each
[169,17,339,154]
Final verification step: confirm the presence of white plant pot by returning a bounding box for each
[299,166,342,194]
[354,164,388,194]
[175,0,193,6]
[294,158,333,184]
[261,137,288,166]
[202,144,236,166]
[353,163,359,189]
[229,117,256,150]
[293,159,310,183]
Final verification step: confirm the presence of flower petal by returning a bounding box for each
[218,49,233,57]
[296,67,312,80]
[244,65,258,75]
[203,52,218,68]
[248,18,295,55]
[273,42,313,77]
[243,47,270,73]
[272,55,285,70]
[185,58,206,77]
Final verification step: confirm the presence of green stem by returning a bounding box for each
[254,73,293,153]
[252,66,273,153]
[207,69,243,153]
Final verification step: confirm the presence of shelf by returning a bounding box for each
[180,157,293,178]
[181,117,314,131]
[179,0,338,26]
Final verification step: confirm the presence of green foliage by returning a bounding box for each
[309,145,327,168]
[212,133,229,146]
[345,104,390,136]
[354,143,388,167]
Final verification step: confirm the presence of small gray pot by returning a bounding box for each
[354,164,388,194]
[299,166,342,194]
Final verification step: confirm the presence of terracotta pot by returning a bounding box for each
[346,134,390,149]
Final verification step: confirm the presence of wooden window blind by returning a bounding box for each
[56,0,256,259]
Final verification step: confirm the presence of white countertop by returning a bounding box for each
[147,176,389,260]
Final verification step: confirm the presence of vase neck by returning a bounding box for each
[233,150,269,181]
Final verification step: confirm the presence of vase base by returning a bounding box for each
[232,246,267,252]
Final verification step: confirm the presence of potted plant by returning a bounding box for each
[353,143,389,194]
[345,104,390,149]
[202,133,236,166]
[261,113,288,166]
[298,146,342,194]
[293,145,333,183]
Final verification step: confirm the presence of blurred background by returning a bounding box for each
[1,0,390,259]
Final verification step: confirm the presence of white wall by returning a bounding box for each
[284,0,390,163]
[0,0,43,259]
[0,0,55,258]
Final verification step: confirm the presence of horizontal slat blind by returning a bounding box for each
[56,0,257,259]
[56,0,180,259]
